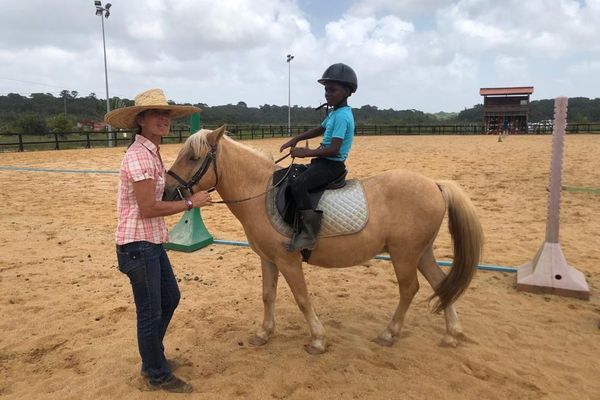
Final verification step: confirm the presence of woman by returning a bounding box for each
[105,88,211,393]
[279,63,357,252]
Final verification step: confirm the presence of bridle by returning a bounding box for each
[167,143,218,201]
[166,143,292,204]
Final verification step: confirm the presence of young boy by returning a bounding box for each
[279,63,357,252]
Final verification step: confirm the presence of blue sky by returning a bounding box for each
[0,0,599,113]
[298,0,346,36]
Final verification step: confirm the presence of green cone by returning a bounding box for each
[164,208,213,252]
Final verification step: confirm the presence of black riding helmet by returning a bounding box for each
[318,63,358,95]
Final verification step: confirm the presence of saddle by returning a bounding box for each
[274,164,347,226]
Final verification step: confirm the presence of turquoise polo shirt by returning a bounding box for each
[320,105,355,162]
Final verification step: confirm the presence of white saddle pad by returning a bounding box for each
[266,179,369,238]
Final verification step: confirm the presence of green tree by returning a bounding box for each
[14,113,48,135]
[456,104,484,123]
[47,113,76,134]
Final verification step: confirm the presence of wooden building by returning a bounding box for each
[480,86,534,134]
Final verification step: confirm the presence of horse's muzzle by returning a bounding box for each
[163,186,183,201]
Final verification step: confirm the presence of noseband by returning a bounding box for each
[167,143,218,201]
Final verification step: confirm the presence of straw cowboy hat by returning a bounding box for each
[104,88,201,129]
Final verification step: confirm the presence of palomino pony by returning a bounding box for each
[164,126,483,354]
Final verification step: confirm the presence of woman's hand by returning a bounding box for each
[190,190,212,208]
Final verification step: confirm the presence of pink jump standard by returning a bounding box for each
[517,97,590,300]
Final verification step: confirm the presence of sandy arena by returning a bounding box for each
[1,134,599,399]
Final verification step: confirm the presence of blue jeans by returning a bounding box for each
[116,241,180,384]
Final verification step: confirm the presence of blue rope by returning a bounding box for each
[212,239,517,273]
[0,166,118,174]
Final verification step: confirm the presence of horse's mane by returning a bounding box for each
[184,129,213,158]
[185,129,273,162]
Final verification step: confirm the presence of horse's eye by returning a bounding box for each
[189,157,199,161]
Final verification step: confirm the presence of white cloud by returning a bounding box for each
[349,0,455,16]
[493,55,530,83]
[127,21,165,41]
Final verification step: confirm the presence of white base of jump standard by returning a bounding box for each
[517,242,590,300]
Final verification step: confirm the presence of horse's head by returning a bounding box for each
[163,125,226,201]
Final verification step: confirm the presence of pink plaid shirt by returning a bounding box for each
[115,135,169,245]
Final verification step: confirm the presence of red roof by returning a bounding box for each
[480,87,534,96]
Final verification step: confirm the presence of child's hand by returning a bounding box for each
[280,138,297,152]
[290,147,310,158]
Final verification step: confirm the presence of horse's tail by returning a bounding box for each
[430,180,484,313]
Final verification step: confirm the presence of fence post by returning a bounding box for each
[18,134,24,152]
[54,133,60,150]
[86,132,91,148]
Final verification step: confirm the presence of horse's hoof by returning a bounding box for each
[373,330,395,347]
[448,325,464,338]
[248,335,268,347]
[455,332,478,345]
[440,334,458,348]
[303,342,326,355]
[372,336,394,347]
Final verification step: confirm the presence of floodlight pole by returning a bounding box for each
[95,2,114,146]
[286,54,294,136]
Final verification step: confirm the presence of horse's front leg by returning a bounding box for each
[248,258,279,346]
[278,258,326,355]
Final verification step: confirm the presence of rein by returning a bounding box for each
[167,143,293,205]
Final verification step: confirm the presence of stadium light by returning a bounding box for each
[286,54,294,136]
[94,1,114,146]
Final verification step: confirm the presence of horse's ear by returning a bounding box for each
[207,124,227,145]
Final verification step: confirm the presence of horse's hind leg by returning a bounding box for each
[249,258,279,346]
[374,248,420,347]
[417,247,465,347]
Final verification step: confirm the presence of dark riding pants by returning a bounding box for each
[290,157,346,210]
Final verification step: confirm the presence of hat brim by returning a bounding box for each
[104,104,201,129]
